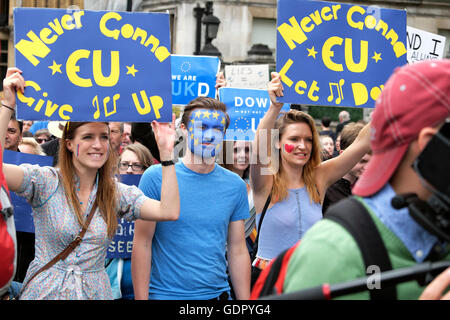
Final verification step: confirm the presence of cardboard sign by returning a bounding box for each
[218,87,289,141]
[276,0,407,108]
[407,26,447,64]
[171,55,220,105]
[225,64,269,89]
[3,150,53,233]
[107,174,142,259]
[14,8,172,122]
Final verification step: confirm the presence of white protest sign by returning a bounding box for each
[225,64,269,89]
[407,26,446,64]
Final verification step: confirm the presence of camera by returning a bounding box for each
[392,121,450,243]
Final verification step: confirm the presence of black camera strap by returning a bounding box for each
[326,197,397,300]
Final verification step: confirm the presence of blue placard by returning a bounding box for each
[14,8,172,122]
[106,174,142,259]
[3,150,54,233]
[276,0,407,108]
[218,87,290,141]
[171,55,220,105]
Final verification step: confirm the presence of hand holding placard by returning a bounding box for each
[268,72,284,109]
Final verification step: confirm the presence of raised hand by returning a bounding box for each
[268,72,284,109]
[2,67,25,109]
[151,113,176,161]
[215,71,226,90]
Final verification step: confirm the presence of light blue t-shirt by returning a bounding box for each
[364,184,440,263]
[138,161,249,300]
[256,187,322,260]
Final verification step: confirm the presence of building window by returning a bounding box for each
[438,29,450,59]
[251,18,276,53]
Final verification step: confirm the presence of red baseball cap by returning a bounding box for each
[353,59,450,197]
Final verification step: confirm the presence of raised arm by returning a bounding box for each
[250,72,284,198]
[139,114,180,221]
[1,68,26,192]
[314,121,371,201]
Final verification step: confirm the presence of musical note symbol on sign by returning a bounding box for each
[92,94,120,119]
[327,79,345,104]
[104,93,120,117]
[92,95,100,119]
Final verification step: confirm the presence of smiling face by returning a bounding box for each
[279,122,313,167]
[186,108,226,158]
[65,122,110,172]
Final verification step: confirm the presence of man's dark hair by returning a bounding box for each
[10,113,23,133]
[321,116,331,127]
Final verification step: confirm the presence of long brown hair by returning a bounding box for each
[58,122,119,238]
[271,110,321,204]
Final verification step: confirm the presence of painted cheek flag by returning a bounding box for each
[171,55,220,106]
[14,8,172,122]
[218,87,290,141]
[276,0,407,108]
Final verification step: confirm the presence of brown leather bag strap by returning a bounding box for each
[17,200,98,298]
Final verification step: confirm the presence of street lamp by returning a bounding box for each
[194,2,221,57]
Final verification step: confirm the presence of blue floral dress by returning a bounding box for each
[16,164,146,300]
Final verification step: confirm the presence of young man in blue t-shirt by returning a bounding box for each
[132,97,250,300]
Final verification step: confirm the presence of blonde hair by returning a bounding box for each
[19,137,45,155]
[271,110,321,204]
[58,122,119,238]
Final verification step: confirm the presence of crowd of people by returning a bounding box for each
[0,58,449,301]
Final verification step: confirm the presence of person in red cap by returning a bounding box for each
[282,59,450,299]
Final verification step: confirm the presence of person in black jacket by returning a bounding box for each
[322,122,371,214]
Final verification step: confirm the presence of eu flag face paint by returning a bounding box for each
[187,108,226,158]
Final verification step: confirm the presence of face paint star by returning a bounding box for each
[195,110,202,118]
[48,60,62,75]
[372,52,382,63]
[202,110,211,118]
[194,138,199,146]
[221,117,226,125]
[212,111,220,119]
[307,46,318,59]
[126,64,138,77]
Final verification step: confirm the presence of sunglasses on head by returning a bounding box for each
[35,138,50,144]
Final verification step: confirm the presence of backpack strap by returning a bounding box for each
[325,197,397,300]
